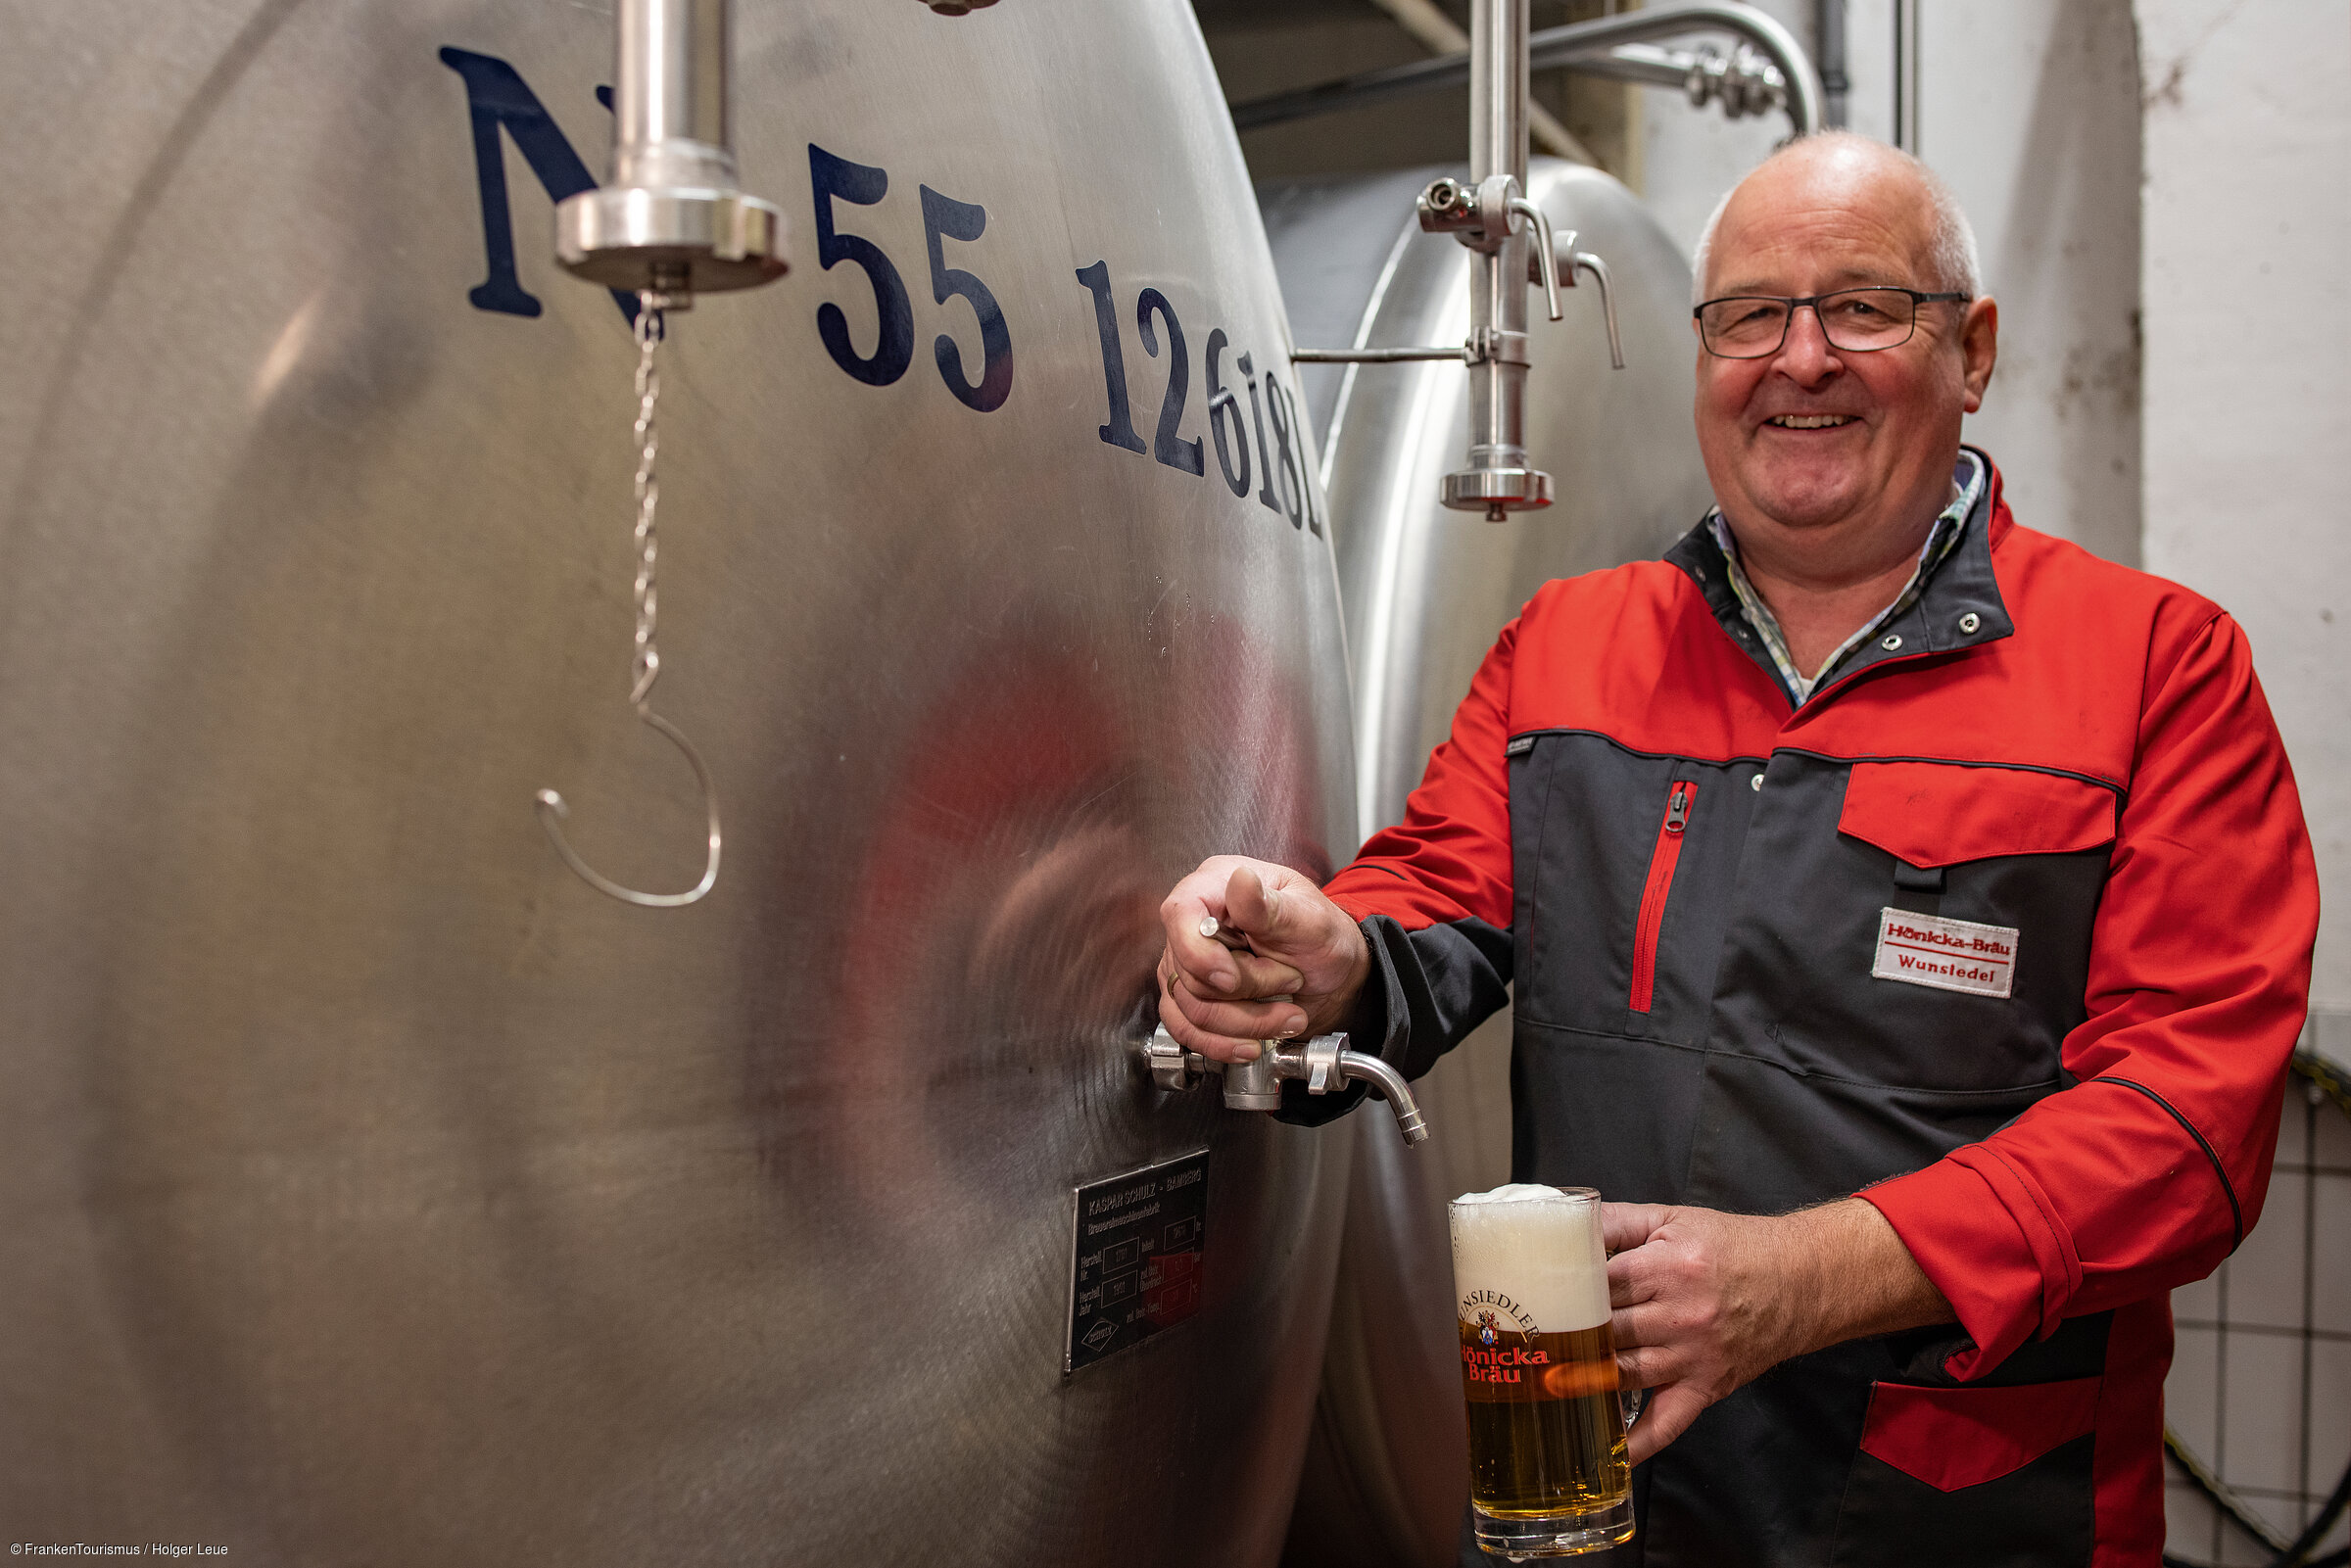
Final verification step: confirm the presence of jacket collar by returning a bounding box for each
[1665,448,2016,706]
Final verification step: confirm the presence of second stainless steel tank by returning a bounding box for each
[1263,157,1713,1567]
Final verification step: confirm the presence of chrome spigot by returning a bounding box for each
[1143,1026,1430,1147]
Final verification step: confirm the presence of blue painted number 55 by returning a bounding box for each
[808,143,1014,412]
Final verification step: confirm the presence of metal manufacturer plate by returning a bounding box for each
[1065,1149,1210,1375]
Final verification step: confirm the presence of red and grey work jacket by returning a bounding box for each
[1312,455,2318,1568]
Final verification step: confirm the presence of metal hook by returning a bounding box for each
[535,707,722,908]
[535,293,724,909]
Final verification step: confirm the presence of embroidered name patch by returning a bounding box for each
[1872,907,2018,998]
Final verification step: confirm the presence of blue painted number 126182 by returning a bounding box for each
[1076,261,1318,536]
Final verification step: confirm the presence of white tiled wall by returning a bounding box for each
[2164,1014,2351,1564]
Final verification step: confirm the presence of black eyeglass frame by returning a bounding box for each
[1693,287,1973,358]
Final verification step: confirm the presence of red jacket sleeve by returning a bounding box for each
[1325,613,1519,932]
[1862,611,2318,1377]
[1281,612,1523,1100]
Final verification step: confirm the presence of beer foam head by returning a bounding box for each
[1449,1184,1610,1334]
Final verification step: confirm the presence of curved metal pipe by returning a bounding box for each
[1228,0,1821,140]
[1334,1051,1430,1146]
[1527,3,1821,133]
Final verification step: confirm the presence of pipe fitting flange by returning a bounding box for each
[555,185,788,294]
[1441,466,1554,515]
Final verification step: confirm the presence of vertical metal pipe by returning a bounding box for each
[1892,0,1919,153]
[1815,0,1847,129]
[1466,0,1527,189]
[1460,0,1539,519]
[613,0,736,193]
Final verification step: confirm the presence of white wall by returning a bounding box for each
[1898,0,2142,565]
[2136,0,2351,1013]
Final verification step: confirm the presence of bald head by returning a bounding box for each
[1693,132,1980,308]
[1686,127,1999,588]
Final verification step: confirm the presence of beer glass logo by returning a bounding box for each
[1460,1287,1539,1336]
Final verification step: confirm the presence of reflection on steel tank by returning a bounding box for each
[1264,160,1712,1568]
[0,3,1360,1564]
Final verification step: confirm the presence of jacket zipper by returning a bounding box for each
[1629,781,1696,1014]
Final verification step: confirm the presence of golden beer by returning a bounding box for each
[1451,1185,1635,1557]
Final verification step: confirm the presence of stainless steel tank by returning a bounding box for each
[0,4,1360,1563]
[1261,159,1713,1567]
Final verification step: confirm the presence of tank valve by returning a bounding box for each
[1143,1026,1430,1147]
[555,0,788,302]
[1529,236,1626,371]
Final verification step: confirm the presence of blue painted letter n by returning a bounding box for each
[438,47,631,323]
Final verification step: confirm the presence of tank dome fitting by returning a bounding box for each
[555,0,787,302]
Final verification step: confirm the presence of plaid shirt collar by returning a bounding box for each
[1705,450,1988,706]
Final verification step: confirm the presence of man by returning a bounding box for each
[1156,133,2316,1566]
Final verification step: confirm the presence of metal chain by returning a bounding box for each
[628,294,665,709]
[532,286,721,909]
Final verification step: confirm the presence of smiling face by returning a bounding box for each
[1694,139,1997,571]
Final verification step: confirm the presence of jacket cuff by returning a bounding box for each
[1859,1145,2077,1380]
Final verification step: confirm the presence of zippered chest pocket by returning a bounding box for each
[1508,735,1758,1042]
[1631,781,1696,1013]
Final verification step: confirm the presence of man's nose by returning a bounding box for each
[1771,302,1843,384]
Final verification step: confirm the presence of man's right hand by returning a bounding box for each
[1156,857,1371,1064]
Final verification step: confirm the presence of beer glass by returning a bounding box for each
[1450,1184,1634,1557]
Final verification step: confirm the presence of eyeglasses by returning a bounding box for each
[1694,287,1971,358]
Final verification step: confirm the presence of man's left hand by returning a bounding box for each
[1603,1198,1954,1465]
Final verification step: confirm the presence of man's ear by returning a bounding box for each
[1959,296,1998,412]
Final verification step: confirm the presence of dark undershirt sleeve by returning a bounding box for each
[1273,913,1513,1127]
